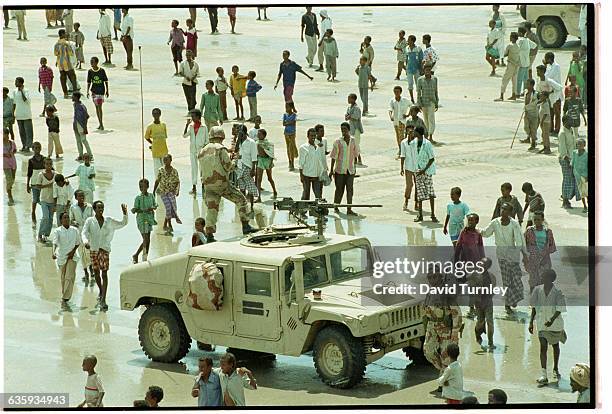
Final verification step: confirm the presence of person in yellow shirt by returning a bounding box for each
[144,108,169,176]
[229,65,247,120]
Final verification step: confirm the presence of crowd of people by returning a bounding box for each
[2,6,591,407]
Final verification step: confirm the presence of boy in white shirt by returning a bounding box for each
[69,189,94,283]
[51,212,81,311]
[78,355,105,407]
[53,174,73,226]
[437,343,464,404]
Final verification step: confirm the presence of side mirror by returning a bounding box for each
[290,255,306,314]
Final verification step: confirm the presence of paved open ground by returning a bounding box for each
[3,6,590,406]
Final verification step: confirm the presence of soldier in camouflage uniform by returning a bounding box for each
[198,126,255,243]
[422,272,463,390]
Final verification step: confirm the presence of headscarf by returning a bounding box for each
[570,363,590,388]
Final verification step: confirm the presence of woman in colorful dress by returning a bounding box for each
[523,211,557,292]
[153,154,182,236]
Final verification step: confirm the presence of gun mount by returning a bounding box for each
[273,197,382,236]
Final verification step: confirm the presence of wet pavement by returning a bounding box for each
[3,5,589,407]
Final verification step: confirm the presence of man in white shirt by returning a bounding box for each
[480,202,527,312]
[179,50,199,113]
[12,77,33,152]
[215,353,257,406]
[236,132,259,208]
[544,52,563,136]
[119,8,134,70]
[299,128,324,201]
[183,109,208,197]
[97,9,113,66]
[529,269,567,384]
[51,212,81,311]
[69,189,94,283]
[82,201,128,311]
[516,26,537,96]
[388,85,411,158]
[316,10,332,72]
[410,126,438,223]
[400,124,417,212]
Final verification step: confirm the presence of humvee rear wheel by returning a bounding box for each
[313,325,365,389]
[139,304,191,363]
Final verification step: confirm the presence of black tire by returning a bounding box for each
[403,345,430,366]
[139,303,191,363]
[537,17,568,48]
[312,325,366,389]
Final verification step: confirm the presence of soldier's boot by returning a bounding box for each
[242,222,256,235]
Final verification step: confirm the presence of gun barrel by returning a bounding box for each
[320,204,383,208]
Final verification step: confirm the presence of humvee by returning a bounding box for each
[520,4,582,48]
[120,225,427,389]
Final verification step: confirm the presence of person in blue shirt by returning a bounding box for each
[405,34,424,104]
[274,50,313,114]
[443,186,469,246]
[192,357,222,407]
[245,70,262,122]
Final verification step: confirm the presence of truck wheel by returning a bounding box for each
[537,17,567,48]
[403,345,430,366]
[139,304,191,363]
[313,325,365,389]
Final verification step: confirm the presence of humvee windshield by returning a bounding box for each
[284,244,371,292]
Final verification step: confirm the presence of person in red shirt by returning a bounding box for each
[454,213,485,319]
[38,57,55,117]
[183,18,198,57]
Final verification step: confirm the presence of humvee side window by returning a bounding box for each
[303,255,328,290]
[244,270,272,297]
[284,263,294,292]
[330,246,369,281]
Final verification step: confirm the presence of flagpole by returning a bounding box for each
[139,45,144,180]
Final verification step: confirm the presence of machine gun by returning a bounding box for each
[273,197,382,236]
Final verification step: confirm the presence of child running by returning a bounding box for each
[255,129,277,202]
[153,154,182,235]
[443,187,469,246]
[131,178,157,263]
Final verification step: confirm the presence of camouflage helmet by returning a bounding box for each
[210,126,225,141]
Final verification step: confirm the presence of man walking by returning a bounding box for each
[416,64,439,144]
[301,7,319,67]
[388,85,411,158]
[179,49,199,112]
[207,7,219,34]
[12,77,34,152]
[299,128,325,201]
[345,93,364,165]
[198,126,255,243]
[215,353,257,406]
[97,9,113,66]
[329,122,360,216]
[274,50,313,113]
[481,202,527,314]
[54,29,78,99]
[73,92,93,161]
[51,212,81,311]
[82,201,128,311]
[192,357,222,407]
[119,8,134,70]
[516,27,537,96]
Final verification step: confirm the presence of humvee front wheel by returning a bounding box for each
[139,304,191,363]
[313,325,365,389]
[537,17,567,48]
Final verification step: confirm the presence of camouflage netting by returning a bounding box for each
[187,262,224,311]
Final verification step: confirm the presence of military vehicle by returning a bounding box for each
[520,4,582,48]
[120,199,427,389]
